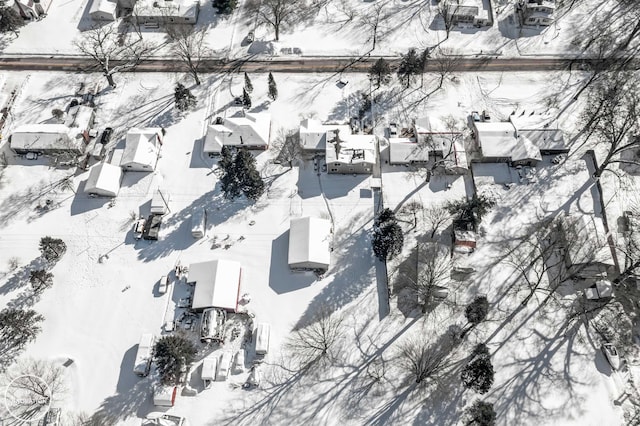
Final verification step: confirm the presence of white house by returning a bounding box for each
[10,124,82,155]
[204,112,271,154]
[559,215,616,279]
[89,0,117,21]
[188,260,242,312]
[388,138,430,165]
[473,121,542,166]
[84,162,123,197]
[135,0,199,25]
[288,217,332,271]
[10,0,51,20]
[299,118,350,152]
[326,132,377,174]
[120,128,163,171]
[516,0,555,26]
[509,114,568,155]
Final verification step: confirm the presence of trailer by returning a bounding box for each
[255,323,271,356]
[201,355,217,389]
[150,189,170,215]
[133,333,155,376]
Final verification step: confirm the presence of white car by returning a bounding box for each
[133,218,146,240]
[217,352,232,381]
[158,275,169,294]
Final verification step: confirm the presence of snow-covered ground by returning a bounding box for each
[0,68,633,425]
[0,0,610,58]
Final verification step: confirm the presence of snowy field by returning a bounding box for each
[0,69,632,425]
[0,0,617,58]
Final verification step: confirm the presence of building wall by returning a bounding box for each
[327,161,373,174]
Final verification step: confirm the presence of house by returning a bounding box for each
[89,0,117,21]
[65,105,95,136]
[134,0,199,26]
[388,137,430,165]
[558,215,616,279]
[187,260,242,312]
[326,132,376,174]
[444,1,493,27]
[9,124,82,155]
[516,0,555,26]
[473,121,541,166]
[299,118,350,153]
[509,114,568,155]
[203,112,271,155]
[120,128,163,171]
[9,0,51,20]
[288,217,332,271]
[84,162,123,197]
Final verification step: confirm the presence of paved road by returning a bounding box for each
[0,55,635,73]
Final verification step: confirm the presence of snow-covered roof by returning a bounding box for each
[89,0,116,16]
[475,121,541,162]
[389,138,429,164]
[136,0,199,19]
[10,124,80,152]
[188,260,241,311]
[203,112,270,152]
[509,115,567,152]
[84,162,122,197]
[288,217,332,270]
[121,128,161,169]
[561,215,614,267]
[299,119,352,151]
[326,133,376,166]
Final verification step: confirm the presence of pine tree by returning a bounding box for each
[219,146,241,200]
[29,269,53,293]
[368,58,391,89]
[242,87,252,108]
[174,83,196,112]
[0,7,24,37]
[465,296,489,326]
[461,344,495,394]
[39,237,67,262]
[268,72,278,101]
[235,148,264,201]
[153,334,198,385]
[244,72,253,93]
[372,208,404,261]
[0,308,44,351]
[397,48,422,88]
[212,0,238,14]
[466,400,496,426]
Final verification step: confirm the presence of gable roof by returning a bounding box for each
[188,260,242,311]
[204,112,270,152]
[121,128,161,168]
[288,217,332,269]
[10,124,80,152]
[84,162,122,196]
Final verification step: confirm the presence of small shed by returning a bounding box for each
[84,162,122,197]
[188,260,242,312]
[288,217,332,271]
[89,0,117,21]
[153,385,177,407]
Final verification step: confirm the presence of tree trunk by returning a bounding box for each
[106,73,117,88]
[193,71,201,85]
[275,25,280,41]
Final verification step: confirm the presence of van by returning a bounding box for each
[134,333,155,376]
[255,323,271,355]
[191,208,206,238]
[217,352,232,381]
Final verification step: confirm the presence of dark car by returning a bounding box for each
[100,127,113,145]
[143,215,162,240]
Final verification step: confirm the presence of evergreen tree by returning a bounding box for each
[0,308,44,351]
[461,344,495,394]
[174,83,196,112]
[29,269,53,293]
[372,208,404,261]
[39,237,67,262]
[465,296,489,326]
[244,72,253,93]
[212,0,238,14]
[268,72,278,101]
[153,334,198,385]
[368,58,391,89]
[466,400,496,426]
[0,7,24,37]
[242,87,252,108]
[219,146,241,200]
[397,48,422,88]
[235,148,264,201]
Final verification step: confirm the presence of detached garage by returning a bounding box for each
[288,217,332,271]
[188,260,242,312]
[89,0,117,21]
[84,162,122,197]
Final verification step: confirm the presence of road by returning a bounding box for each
[0,55,635,74]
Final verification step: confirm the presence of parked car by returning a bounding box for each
[246,30,254,43]
[25,152,38,160]
[471,111,482,122]
[158,275,169,294]
[133,218,146,240]
[217,352,232,381]
[143,215,162,240]
[602,343,621,370]
[482,110,490,121]
[388,122,398,137]
[100,127,113,145]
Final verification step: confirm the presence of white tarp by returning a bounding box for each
[288,217,331,270]
[188,260,241,311]
[84,162,122,197]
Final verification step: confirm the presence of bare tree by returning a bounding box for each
[398,200,423,229]
[398,330,459,384]
[166,25,210,85]
[436,1,458,42]
[74,26,156,88]
[287,306,345,367]
[247,0,305,41]
[424,204,451,239]
[359,2,387,51]
[433,49,461,90]
[580,74,640,179]
[398,242,451,314]
[273,128,303,168]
